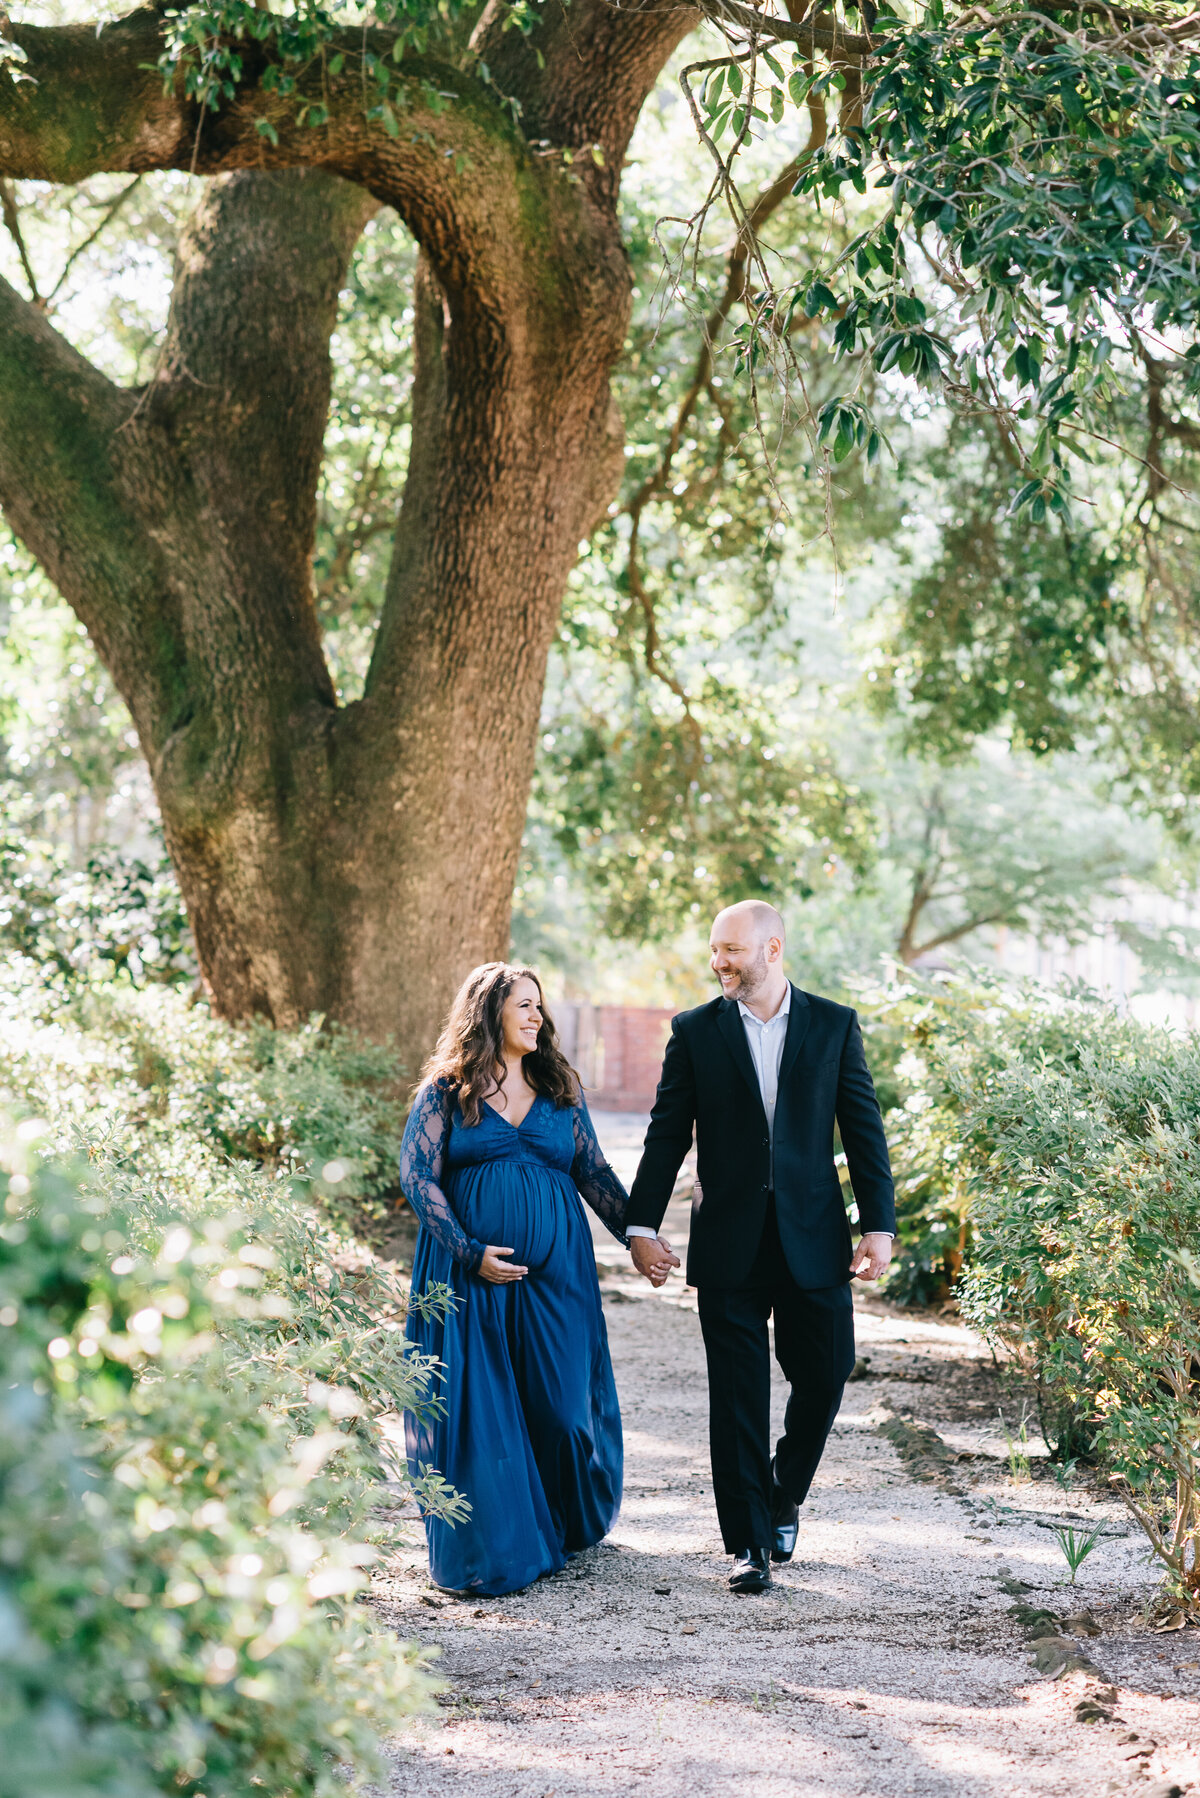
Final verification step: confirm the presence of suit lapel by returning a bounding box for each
[778,983,812,1091]
[717,999,767,1121]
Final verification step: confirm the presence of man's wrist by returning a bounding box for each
[626,1224,659,1240]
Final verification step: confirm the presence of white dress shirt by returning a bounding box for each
[736,985,791,1176]
[627,986,790,1238]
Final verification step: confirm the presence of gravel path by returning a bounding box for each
[375,1115,1200,1798]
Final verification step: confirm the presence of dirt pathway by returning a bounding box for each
[375,1116,1200,1798]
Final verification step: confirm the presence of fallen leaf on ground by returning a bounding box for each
[1074,1700,1112,1723]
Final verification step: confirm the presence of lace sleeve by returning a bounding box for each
[399,1079,486,1272]
[570,1093,630,1245]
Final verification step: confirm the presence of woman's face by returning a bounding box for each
[499,976,543,1059]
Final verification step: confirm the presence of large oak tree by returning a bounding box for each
[2,0,1200,1066]
[0,0,709,1063]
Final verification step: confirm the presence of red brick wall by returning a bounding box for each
[587,1006,674,1112]
[553,1001,676,1111]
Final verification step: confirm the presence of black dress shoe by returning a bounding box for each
[770,1460,799,1564]
[729,1547,771,1594]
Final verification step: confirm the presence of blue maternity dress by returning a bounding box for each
[401,1078,629,1596]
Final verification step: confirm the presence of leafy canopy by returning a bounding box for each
[677,0,1200,512]
[122,0,1200,519]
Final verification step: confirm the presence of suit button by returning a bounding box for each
[762,1138,769,1148]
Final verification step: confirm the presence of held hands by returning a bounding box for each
[630,1235,680,1289]
[850,1232,893,1283]
[479,1245,529,1283]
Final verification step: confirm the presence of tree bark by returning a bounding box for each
[0,1,694,1064]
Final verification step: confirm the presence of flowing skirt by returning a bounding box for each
[404,1157,623,1595]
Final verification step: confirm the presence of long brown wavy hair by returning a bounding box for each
[421,962,579,1126]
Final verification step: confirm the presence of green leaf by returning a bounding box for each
[1060,83,1085,123]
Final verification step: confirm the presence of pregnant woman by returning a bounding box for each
[401,961,632,1595]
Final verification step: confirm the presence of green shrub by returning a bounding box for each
[0,933,466,1793]
[955,1021,1200,1600]
[875,973,1200,1601]
[0,968,409,1232]
[0,840,194,991]
[0,1117,463,1797]
[854,976,1004,1305]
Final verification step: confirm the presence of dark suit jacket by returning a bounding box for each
[626,984,896,1291]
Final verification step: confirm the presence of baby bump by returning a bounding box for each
[451,1164,573,1272]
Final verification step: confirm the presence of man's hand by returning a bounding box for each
[631,1235,681,1288]
[850,1232,893,1282]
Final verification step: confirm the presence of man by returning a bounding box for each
[625,900,895,1594]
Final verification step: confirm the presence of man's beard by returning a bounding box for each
[721,946,769,1000]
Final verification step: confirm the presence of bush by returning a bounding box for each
[0,840,195,991]
[0,1113,467,1797]
[0,947,464,1792]
[956,1017,1200,1600]
[0,968,409,1233]
[853,976,1001,1306]
[876,974,1200,1602]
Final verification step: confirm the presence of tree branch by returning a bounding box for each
[0,8,572,315]
[0,169,378,761]
[470,0,700,191]
[622,102,827,714]
[45,174,143,308]
[0,174,42,304]
[153,168,377,715]
[0,267,186,727]
[904,907,1030,962]
[691,0,872,59]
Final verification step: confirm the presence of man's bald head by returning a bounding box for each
[709,901,788,1008]
[711,900,786,947]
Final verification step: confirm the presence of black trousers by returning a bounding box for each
[696,1196,855,1551]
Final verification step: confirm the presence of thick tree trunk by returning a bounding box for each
[332,258,625,1054]
[0,0,694,1066]
[160,223,625,1060]
[131,179,622,1061]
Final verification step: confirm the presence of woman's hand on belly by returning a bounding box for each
[478,1245,529,1283]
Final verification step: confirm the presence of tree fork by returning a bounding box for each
[0,0,694,1057]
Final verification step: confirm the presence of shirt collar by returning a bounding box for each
[737,984,791,1027]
